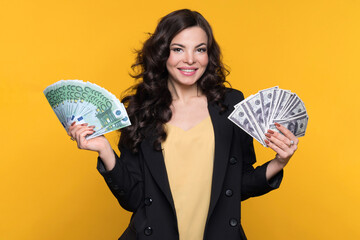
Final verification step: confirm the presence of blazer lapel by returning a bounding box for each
[140,138,176,215]
[207,101,234,222]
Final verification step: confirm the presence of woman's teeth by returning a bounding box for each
[180,69,196,72]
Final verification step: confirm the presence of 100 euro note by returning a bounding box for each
[44,80,131,139]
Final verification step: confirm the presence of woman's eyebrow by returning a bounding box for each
[195,43,207,48]
[170,43,185,47]
[170,43,207,48]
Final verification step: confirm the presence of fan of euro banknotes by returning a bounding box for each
[44,80,131,140]
[228,86,308,147]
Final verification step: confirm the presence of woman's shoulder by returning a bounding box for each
[223,87,245,106]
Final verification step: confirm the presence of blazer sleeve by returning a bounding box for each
[96,146,144,212]
[240,131,283,201]
[227,89,283,201]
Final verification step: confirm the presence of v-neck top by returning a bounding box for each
[162,116,215,240]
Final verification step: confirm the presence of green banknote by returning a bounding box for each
[44,80,131,139]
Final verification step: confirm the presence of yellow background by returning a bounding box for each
[1,0,359,239]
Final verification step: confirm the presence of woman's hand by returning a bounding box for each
[265,122,299,167]
[67,122,112,155]
[68,122,115,170]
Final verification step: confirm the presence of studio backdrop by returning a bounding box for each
[0,0,359,239]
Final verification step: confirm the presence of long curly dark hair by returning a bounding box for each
[119,9,230,153]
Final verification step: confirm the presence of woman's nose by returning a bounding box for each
[184,51,195,64]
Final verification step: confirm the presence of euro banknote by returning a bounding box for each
[44,80,131,139]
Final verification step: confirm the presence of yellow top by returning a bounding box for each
[162,116,215,240]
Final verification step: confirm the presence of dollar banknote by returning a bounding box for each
[44,80,131,139]
[259,86,278,126]
[269,114,308,137]
[228,104,266,146]
[243,94,267,133]
[228,87,308,147]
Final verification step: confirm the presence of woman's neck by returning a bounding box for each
[167,80,202,104]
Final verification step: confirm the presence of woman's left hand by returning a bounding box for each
[264,122,299,167]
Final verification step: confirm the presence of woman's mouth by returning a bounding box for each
[178,68,198,76]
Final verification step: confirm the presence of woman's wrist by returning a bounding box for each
[273,155,289,168]
[98,146,112,159]
[98,144,116,171]
[266,157,287,180]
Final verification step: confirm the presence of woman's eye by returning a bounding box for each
[172,48,183,52]
[197,48,207,53]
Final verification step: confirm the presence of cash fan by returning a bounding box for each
[44,80,131,139]
[228,86,308,147]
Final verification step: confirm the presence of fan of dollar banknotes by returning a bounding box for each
[228,86,308,147]
[44,80,131,140]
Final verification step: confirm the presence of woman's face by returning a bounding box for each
[166,26,209,88]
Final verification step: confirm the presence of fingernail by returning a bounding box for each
[265,133,271,138]
[81,123,88,126]
[275,122,280,127]
[267,129,274,134]
[265,140,270,144]
[71,122,76,126]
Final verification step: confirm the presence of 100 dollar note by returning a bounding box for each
[229,87,308,147]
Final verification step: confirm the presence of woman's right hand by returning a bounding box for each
[67,122,111,155]
[68,122,116,170]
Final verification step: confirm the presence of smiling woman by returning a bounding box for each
[67,9,297,240]
[166,26,209,87]
[119,9,229,153]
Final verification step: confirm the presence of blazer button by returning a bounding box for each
[144,226,152,236]
[145,197,153,206]
[229,218,238,227]
[229,156,237,165]
[225,189,233,197]
[113,185,119,190]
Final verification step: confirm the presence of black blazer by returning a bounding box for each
[97,88,283,240]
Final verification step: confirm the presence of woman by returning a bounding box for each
[68,9,298,240]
